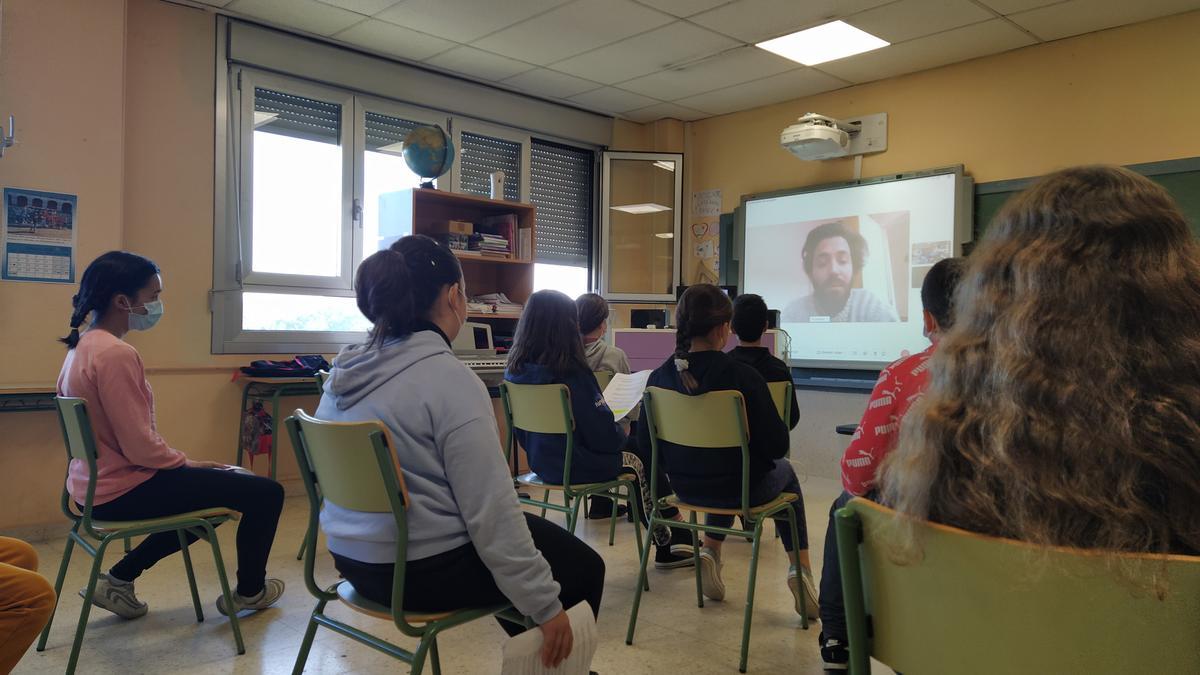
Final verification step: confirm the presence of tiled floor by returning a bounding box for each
[12,472,860,674]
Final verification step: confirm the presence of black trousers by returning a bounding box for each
[332,513,605,635]
[819,489,877,641]
[89,466,284,597]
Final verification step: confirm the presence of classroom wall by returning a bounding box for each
[682,10,1200,481]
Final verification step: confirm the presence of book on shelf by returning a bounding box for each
[517,228,532,261]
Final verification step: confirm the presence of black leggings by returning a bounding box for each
[89,467,284,597]
[332,513,605,635]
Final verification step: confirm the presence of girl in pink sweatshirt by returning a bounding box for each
[57,251,285,619]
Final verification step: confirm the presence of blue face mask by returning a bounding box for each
[129,300,164,331]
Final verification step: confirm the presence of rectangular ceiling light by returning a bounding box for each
[611,203,673,214]
[376,141,406,155]
[652,160,675,172]
[756,20,888,66]
[655,232,675,239]
[253,111,279,128]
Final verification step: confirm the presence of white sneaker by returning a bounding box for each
[82,573,148,619]
[787,566,820,618]
[698,546,726,601]
[216,577,285,616]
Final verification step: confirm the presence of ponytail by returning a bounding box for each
[60,251,160,350]
[673,284,734,393]
[355,234,463,349]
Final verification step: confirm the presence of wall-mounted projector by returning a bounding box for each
[781,112,888,161]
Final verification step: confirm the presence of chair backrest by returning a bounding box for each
[55,397,98,465]
[499,382,574,435]
[287,410,408,514]
[766,380,793,427]
[642,387,747,448]
[835,498,1200,675]
[593,370,613,390]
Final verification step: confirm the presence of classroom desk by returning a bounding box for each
[234,376,322,480]
[0,385,57,413]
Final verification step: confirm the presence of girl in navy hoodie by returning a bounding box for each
[505,290,693,568]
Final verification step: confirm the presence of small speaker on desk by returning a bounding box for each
[631,309,669,329]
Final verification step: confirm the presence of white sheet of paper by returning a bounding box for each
[603,370,652,422]
[500,601,597,675]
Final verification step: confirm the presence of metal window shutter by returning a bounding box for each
[365,112,420,151]
[254,88,340,144]
[459,131,521,203]
[530,140,593,267]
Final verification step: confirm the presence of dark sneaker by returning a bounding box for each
[586,496,628,520]
[820,632,849,671]
[665,526,698,557]
[654,545,694,569]
[82,573,148,619]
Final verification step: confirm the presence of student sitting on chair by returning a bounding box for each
[575,292,632,522]
[318,236,602,668]
[729,293,799,430]
[638,284,819,616]
[57,251,285,620]
[0,536,56,673]
[507,290,693,569]
[817,256,964,671]
[882,166,1200,567]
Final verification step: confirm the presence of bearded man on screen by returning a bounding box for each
[782,221,899,323]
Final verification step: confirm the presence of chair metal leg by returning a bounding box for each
[205,523,246,655]
[429,636,442,675]
[607,493,619,546]
[178,529,205,623]
[739,520,767,674]
[236,384,251,467]
[291,601,327,675]
[691,511,704,608]
[411,626,439,675]
[269,391,282,481]
[539,489,550,519]
[66,539,110,675]
[37,531,77,651]
[123,536,132,553]
[625,520,657,646]
[625,483,649,592]
[295,532,308,561]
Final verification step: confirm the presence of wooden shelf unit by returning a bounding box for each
[389,188,536,318]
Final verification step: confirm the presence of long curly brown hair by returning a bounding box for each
[881,165,1200,565]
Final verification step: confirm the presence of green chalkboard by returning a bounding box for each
[972,158,1200,242]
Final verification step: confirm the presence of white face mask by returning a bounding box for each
[128,300,164,331]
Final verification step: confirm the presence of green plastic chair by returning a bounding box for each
[626,387,808,673]
[499,381,645,561]
[295,370,332,561]
[766,380,794,428]
[593,370,613,390]
[286,409,528,675]
[37,397,245,675]
[835,498,1200,674]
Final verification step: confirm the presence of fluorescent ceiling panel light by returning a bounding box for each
[376,141,406,155]
[756,21,888,66]
[653,160,675,171]
[253,111,279,128]
[655,232,674,239]
[611,203,673,214]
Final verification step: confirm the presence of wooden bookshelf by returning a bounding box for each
[383,188,536,319]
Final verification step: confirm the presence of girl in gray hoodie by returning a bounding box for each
[316,235,603,669]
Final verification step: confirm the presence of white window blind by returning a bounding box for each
[365,111,419,151]
[459,131,521,202]
[530,140,593,267]
[255,88,340,143]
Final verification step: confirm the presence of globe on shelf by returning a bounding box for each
[402,124,455,188]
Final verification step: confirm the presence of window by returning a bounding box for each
[530,139,594,299]
[216,67,598,353]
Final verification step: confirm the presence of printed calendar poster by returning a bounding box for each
[3,187,77,283]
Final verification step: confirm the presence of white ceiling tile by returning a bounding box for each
[976,0,1065,14]
[502,68,603,99]
[846,0,996,44]
[377,0,572,43]
[424,46,536,82]
[226,0,365,35]
[675,67,848,115]
[1007,0,1200,41]
[316,0,401,15]
[634,0,733,17]
[473,0,676,65]
[618,46,797,100]
[688,0,894,42]
[332,18,457,60]
[567,87,661,113]
[551,22,741,84]
[817,18,1036,83]
[622,102,709,122]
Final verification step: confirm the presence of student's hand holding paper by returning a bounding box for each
[539,610,573,668]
